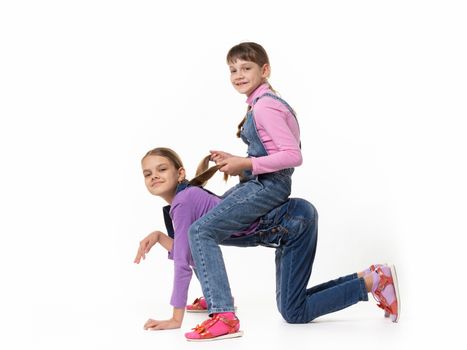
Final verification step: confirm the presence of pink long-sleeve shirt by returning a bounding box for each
[246,83,302,175]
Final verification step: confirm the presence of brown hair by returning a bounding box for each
[226,42,276,137]
[143,147,184,170]
[227,42,270,67]
[142,147,227,188]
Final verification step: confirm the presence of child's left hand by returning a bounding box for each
[143,317,182,330]
[209,150,233,164]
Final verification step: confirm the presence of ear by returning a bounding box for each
[178,167,186,182]
[261,63,271,79]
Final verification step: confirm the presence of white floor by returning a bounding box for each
[1,290,448,350]
[1,243,456,350]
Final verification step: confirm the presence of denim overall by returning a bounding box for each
[240,92,296,180]
[189,93,301,313]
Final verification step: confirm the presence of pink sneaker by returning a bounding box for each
[370,264,401,322]
[185,313,243,342]
[186,297,208,313]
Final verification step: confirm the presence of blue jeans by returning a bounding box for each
[193,198,369,322]
[188,170,291,314]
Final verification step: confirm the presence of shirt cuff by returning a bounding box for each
[250,157,259,175]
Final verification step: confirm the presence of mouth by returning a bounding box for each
[151,181,163,187]
[235,81,248,87]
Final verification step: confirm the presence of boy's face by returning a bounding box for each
[229,59,270,96]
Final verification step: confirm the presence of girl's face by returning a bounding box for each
[229,59,270,96]
[142,155,185,203]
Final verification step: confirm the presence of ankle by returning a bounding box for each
[363,274,373,292]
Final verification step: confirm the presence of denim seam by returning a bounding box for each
[283,235,295,322]
[191,225,213,312]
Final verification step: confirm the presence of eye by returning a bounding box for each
[143,173,151,178]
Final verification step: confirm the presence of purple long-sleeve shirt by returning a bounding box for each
[246,83,302,175]
[167,186,257,308]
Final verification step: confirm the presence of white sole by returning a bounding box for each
[389,264,401,322]
[186,309,209,313]
[186,330,244,342]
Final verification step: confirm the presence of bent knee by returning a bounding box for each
[281,310,310,324]
[188,221,202,238]
[287,198,318,222]
[188,220,216,242]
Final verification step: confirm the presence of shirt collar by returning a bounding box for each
[162,180,191,239]
[246,83,271,107]
[175,180,190,195]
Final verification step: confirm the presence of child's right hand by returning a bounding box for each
[134,231,159,264]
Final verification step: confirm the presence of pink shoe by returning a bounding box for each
[186,296,236,313]
[186,297,208,313]
[363,264,386,277]
[370,264,401,322]
[364,264,390,318]
[185,313,243,342]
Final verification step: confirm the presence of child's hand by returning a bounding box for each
[209,150,233,164]
[134,231,159,264]
[143,317,182,330]
[218,156,252,176]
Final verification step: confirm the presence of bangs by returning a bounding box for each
[226,46,258,64]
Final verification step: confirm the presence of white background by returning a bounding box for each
[1,1,465,349]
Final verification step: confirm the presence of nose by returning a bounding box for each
[232,71,243,80]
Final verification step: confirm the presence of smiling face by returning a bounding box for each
[229,59,270,96]
[142,155,185,203]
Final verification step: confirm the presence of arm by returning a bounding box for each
[143,307,185,330]
[250,103,302,175]
[141,189,214,330]
[134,232,184,330]
[134,230,173,264]
[168,200,195,309]
[143,197,199,330]
[135,229,188,331]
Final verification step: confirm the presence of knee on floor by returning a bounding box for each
[281,309,310,324]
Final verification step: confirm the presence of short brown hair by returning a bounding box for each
[226,42,270,67]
